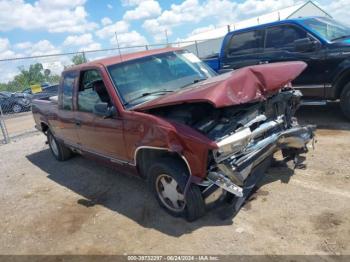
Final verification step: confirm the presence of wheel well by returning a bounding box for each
[40,122,49,134]
[335,71,350,98]
[135,148,190,179]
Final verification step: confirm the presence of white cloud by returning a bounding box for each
[79,42,102,52]
[142,19,172,43]
[101,17,113,26]
[120,0,144,7]
[159,0,201,25]
[123,0,161,20]
[63,33,102,52]
[142,0,297,42]
[9,39,60,57]
[37,0,87,9]
[0,38,63,83]
[14,41,32,50]
[110,31,148,47]
[26,40,60,56]
[63,33,93,46]
[107,3,113,9]
[96,21,130,39]
[142,0,201,42]
[0,38,11,52]
[189,25,215,36]
[0,0,98,33]
[230,0,295,20]
[0,38,15,60]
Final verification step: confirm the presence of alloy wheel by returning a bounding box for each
[156,174,186,212]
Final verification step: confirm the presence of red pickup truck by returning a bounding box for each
[32,47,315,221]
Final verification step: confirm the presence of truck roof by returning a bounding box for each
[65,47,180,73]
[224,16,325,37]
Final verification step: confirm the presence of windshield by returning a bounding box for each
[107,50,216,108]
[301,17,350,42]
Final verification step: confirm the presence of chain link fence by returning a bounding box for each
[0,37,224,144]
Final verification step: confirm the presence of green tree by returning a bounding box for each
[71,53,87,65]
[14,63,45,87]
[0,62,61,92]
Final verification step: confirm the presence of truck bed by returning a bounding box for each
[31,97,58,132]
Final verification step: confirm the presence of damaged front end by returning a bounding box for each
[148,88,315,213]
[204,89,315,212]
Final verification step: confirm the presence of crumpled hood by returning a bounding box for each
[134,61,307,111]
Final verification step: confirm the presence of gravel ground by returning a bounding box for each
[0,104,349,255]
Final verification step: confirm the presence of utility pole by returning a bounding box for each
[82,51,87,63]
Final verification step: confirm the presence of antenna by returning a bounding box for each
[115,32,123,61]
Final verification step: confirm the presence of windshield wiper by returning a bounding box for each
[124,90,173,107]
[331,35,350,41]
[180,77,208,89]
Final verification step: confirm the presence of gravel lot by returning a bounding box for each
[0,104,349,255]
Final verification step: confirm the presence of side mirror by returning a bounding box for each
[294,38,318,52]
[93,102,117,118]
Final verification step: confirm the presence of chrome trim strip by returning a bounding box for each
[293,84,324,89]
[300,101,327,106]
[54,135,193,176]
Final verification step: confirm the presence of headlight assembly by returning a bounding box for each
[213,127,251,162]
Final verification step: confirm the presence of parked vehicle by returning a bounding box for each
[32,48,315,221]
[0,91,31,113]
[31,84,59,100]
[22,84,58,100]
[203,16,350,119]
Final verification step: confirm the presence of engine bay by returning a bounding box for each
[147,89,302,142]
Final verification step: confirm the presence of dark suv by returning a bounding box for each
[205,17,350,119]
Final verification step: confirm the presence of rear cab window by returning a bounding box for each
[225,30,264,57]
[60,71,77,110]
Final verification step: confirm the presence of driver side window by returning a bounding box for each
[78,70,110,113]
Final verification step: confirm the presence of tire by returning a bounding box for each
[148,157,206,221]
[340,82,350,120]
[12,104,22,113]
[47,130,73,161]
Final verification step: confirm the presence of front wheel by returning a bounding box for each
[148,158,206,221]
[47,130,73,161]
[340,82,350,120]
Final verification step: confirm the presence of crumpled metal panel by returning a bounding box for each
[134,61,307,111]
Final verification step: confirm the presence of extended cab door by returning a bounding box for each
[51,71,80,145]
[220,30,264,70]
[74,68,127,163]
[261,24,326,98]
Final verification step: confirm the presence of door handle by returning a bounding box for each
[75,121,81,127]
[259,61,269,64]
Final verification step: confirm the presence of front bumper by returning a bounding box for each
[206,123,315,198]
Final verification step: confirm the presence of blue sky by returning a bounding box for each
[0,0,347,82]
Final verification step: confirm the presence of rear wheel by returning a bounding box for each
[340,82,350,120]
[12,104,22,113]
[148,158,206,221]
[47,130,73,161]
